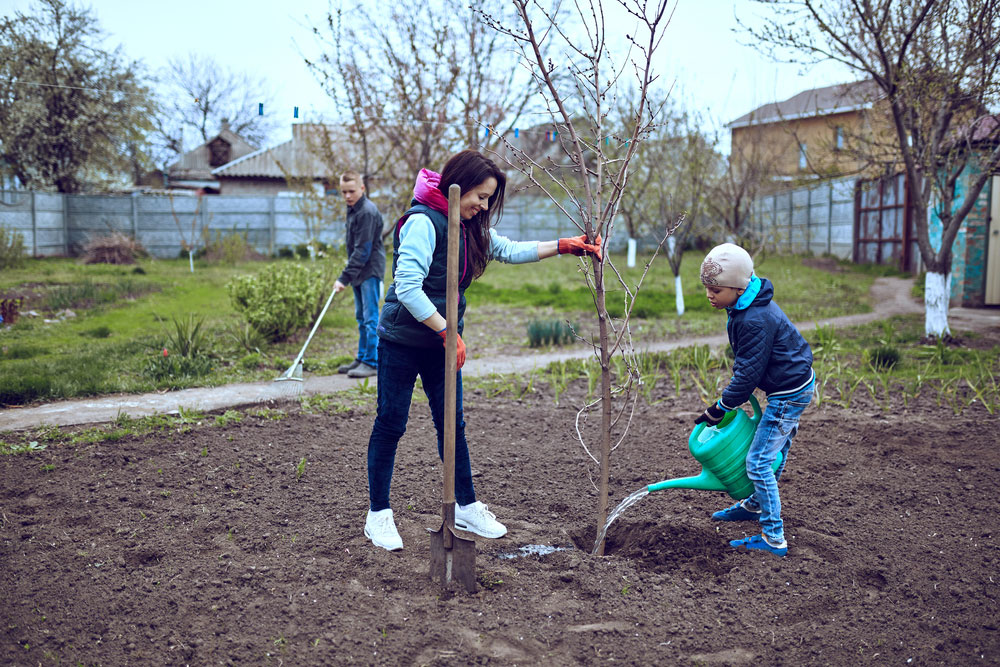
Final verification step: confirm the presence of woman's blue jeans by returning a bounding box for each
[367,338,476,511]
[353,277,381,367]
[743,382,814,544]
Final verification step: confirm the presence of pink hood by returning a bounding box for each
[413,168,449,214]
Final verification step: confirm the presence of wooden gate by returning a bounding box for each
[853,173,917,272]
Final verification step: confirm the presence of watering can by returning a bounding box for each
[647,395,781,500]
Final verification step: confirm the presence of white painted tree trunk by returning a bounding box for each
[188,249,194,273]
[675,274,685,316]
[626,238,637,268]
[924,271,951,338]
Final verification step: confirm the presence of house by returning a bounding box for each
[166,120,259,193]
[728,79,888,183]
[210,123,339,195]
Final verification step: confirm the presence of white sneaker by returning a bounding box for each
[364,509,403,551]
[455,501,507,538]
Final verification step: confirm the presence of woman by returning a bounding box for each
[364,150,601,551]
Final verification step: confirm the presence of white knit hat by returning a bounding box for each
[700,243,754,289]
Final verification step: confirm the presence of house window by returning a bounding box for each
[834,126,845,150]
[798,142,808,170]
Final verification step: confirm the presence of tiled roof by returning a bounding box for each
[729,80,883,128]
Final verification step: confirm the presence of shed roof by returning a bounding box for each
[729,79,883,128]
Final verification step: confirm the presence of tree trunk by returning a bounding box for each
[924,271,951,338]
[675,274,685,316]
[595,260,611,557]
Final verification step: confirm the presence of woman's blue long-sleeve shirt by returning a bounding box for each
[394,213,539,322]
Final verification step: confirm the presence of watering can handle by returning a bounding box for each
[749,394,761,425]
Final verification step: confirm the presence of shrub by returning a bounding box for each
[157,313,211,358]
[866,345,900,370]
[0,226,26,269]
[227,263,327,342]
[200,228,264,264]
[143,354,213,384]
[527,318,577,347]
[81,232,148,265]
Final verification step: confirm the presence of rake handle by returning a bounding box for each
[289,285,340,371]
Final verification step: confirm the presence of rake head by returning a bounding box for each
[273,360,304,397]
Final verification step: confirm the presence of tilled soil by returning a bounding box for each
[1,378,998,666]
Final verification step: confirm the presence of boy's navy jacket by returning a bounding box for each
[721,277,814,410]
[338,194,386,286]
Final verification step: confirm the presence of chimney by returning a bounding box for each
[220,118,231,133]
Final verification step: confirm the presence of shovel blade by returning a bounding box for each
[428,525,477,593]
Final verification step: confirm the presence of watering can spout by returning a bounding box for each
[647,468,726,494]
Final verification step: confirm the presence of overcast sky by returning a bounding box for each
[6,0,856,150]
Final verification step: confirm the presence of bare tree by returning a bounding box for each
[481,0,673,555]
[153,54,277,166]
[745,0,1000,338]
[302,0,537,219]
[617,102,721,313]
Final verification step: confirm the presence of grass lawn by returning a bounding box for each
[1,250,886,406]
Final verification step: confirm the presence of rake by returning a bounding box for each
[273,286,342,397]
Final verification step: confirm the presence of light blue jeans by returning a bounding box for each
[742,381,814,544]
[352,277,382,367]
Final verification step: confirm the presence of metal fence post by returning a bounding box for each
[269,195,276,256]
[131,194,139,240]
[63,194,69,256]
[827,180,834,255]
[30,191,37,256]
[806,187,812,254]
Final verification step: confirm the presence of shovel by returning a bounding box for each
[428,183,477,594]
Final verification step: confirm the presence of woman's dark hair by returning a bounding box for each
[437,149,507,280]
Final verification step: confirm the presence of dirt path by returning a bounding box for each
[1,276,992,433]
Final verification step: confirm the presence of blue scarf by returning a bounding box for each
[731,274,760,311]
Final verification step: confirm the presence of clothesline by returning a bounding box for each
[6,78,635,145]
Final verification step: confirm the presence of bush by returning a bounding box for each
[526,318,577,347]
[200,228,264,264]
[227,263,327,342]
[157,313,211,358]
[143,353,213,384]
[81,232,148,265]
[866,345,900,370]
[0,226,26,269]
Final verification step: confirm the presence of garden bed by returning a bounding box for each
[1,368,998,664]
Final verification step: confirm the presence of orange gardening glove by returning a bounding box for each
[436,328,467,370]
[558,233,603,261]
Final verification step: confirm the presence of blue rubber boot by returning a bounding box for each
[729,534,788,557]
[711,499,762,522]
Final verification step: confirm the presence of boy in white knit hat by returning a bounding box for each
[695,243,815,557]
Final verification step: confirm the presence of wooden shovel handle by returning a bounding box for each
[442,184,460,511]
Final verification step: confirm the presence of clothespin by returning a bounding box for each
[294,107,299,119]
[258,103,264,115]
[514,128,519,138]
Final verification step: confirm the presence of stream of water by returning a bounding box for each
[591,486,650,555]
